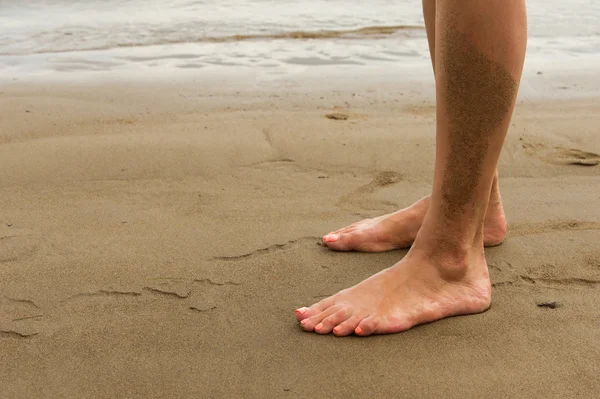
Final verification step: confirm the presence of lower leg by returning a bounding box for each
[297,0,526,336]
[322,0,507,252]
[425,0,526,250]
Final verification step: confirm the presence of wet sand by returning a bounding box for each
[1,76,599,398]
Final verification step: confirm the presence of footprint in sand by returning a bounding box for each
[551,149,600,166]
[336,171,403,213]
[522,143,599,166]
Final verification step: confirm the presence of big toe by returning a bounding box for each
[295,297,335,322]
[294,307,311,321]
[322,233,357,251]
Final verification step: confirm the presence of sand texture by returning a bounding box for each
[1,80,599,398]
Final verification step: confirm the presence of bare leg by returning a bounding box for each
[297,0,526,336]
[322,0,506,252]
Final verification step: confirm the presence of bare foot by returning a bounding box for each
[322,196,429,252]
[295,243,491,336]
[323,177,507,251]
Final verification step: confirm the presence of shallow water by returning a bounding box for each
[0,0,599,78]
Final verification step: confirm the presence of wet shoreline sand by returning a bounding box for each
[1,74,599,397]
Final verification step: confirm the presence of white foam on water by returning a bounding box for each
[0,0,599,87]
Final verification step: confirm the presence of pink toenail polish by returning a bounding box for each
[301,319,308,326]
[323,234,339,242]
[355,327,362,335]
[315,323,323,331]
[333,326,341,333]
[296,307,307,314]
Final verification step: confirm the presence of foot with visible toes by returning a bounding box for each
[296,236,491,336]
[323,175,507,252]
[322,197,428,252]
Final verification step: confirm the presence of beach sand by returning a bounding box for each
[1,75,599,398]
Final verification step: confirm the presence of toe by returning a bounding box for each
[295,296,335,321]
[314,308,350,334]
[300,306,340,331]
[322,233,341,244]
[294,307,310,321]
[323,233,357,251]
[355,317,379,336]
[332,315,363,336]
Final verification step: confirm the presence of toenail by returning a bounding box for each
[296,307,308,314]
[315,323,323,331]
[333,326,341,333]
[323,234,339,242]
[301,319,308,326]
[355,327,362,335]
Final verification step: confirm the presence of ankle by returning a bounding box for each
[421,207,484,242]
[412,228,485,276]
[487,172,504,209]
[483,199,507,245]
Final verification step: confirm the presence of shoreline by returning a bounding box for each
[2,47,600,101]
